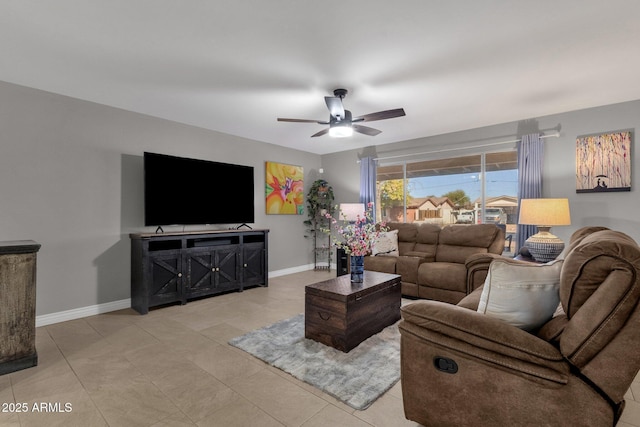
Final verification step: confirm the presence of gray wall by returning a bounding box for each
[0,81,321,316]
[321,100,640,246]
[4,76,639,318]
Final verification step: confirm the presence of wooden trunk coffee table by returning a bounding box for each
[305,271,401,352]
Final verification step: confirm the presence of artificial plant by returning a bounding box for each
[304,179,336,238]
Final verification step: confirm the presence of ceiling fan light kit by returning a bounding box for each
[329,123,353,138]
[277,88,405,138]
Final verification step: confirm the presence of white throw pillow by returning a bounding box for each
[372,229,399,257]
[477,259,563,331]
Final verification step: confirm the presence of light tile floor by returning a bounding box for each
[0,269,638,426]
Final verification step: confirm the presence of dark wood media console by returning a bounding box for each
[130,229,268,314]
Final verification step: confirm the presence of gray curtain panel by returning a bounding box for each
[516,133,543,251]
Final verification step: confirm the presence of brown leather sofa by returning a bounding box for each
[399,227,640,426]
[364,222,505,303]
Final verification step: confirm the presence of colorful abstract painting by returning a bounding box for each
[265,161,304,214]
[576,131,631,193]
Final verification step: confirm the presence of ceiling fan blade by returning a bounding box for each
[353,124,382,136]
[311,128,330,138]
[277,118,329,124]
[353,108,406,122]
[324,96,345,119]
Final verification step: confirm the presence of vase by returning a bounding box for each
[350,255,365,283]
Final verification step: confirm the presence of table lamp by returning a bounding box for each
[518,198,571,262]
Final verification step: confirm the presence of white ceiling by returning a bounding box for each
[3,1,640,155]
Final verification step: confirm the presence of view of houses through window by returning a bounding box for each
[376,151,518,255]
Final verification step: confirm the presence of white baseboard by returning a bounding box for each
[36,299,132,327]
[268,263,315,278]
[36,264,318,327]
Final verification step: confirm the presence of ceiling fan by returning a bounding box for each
[277,89,406,138]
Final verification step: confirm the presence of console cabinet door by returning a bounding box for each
[242,242,266,287]
[148,251,184,307]
[185,246,240,298]
[214,245,240,292]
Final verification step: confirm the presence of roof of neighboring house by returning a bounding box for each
[410,196,455,209]
[473,195,518,207]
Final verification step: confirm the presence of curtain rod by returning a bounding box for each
[360,132,560,163]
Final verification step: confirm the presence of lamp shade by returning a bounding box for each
[519,198,571,262]
[340,203,365,222]
[518,198,571,226]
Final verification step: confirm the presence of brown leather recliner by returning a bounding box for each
[399,227,640,426]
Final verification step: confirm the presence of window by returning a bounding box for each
[376,151,518,255]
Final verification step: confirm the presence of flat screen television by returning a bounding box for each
[144,152,255,226]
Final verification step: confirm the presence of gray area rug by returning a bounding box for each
[228,314,400,410]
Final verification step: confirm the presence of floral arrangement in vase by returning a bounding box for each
[324,202,388,282]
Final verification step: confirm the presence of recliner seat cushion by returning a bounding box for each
[418,262,467,293]
[363,255,396,274]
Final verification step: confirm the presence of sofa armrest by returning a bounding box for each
[400,301,569,384]
[465,253,501,292]
[396,255,431,284]
[465,253,532,293]
[465,252,504,269]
